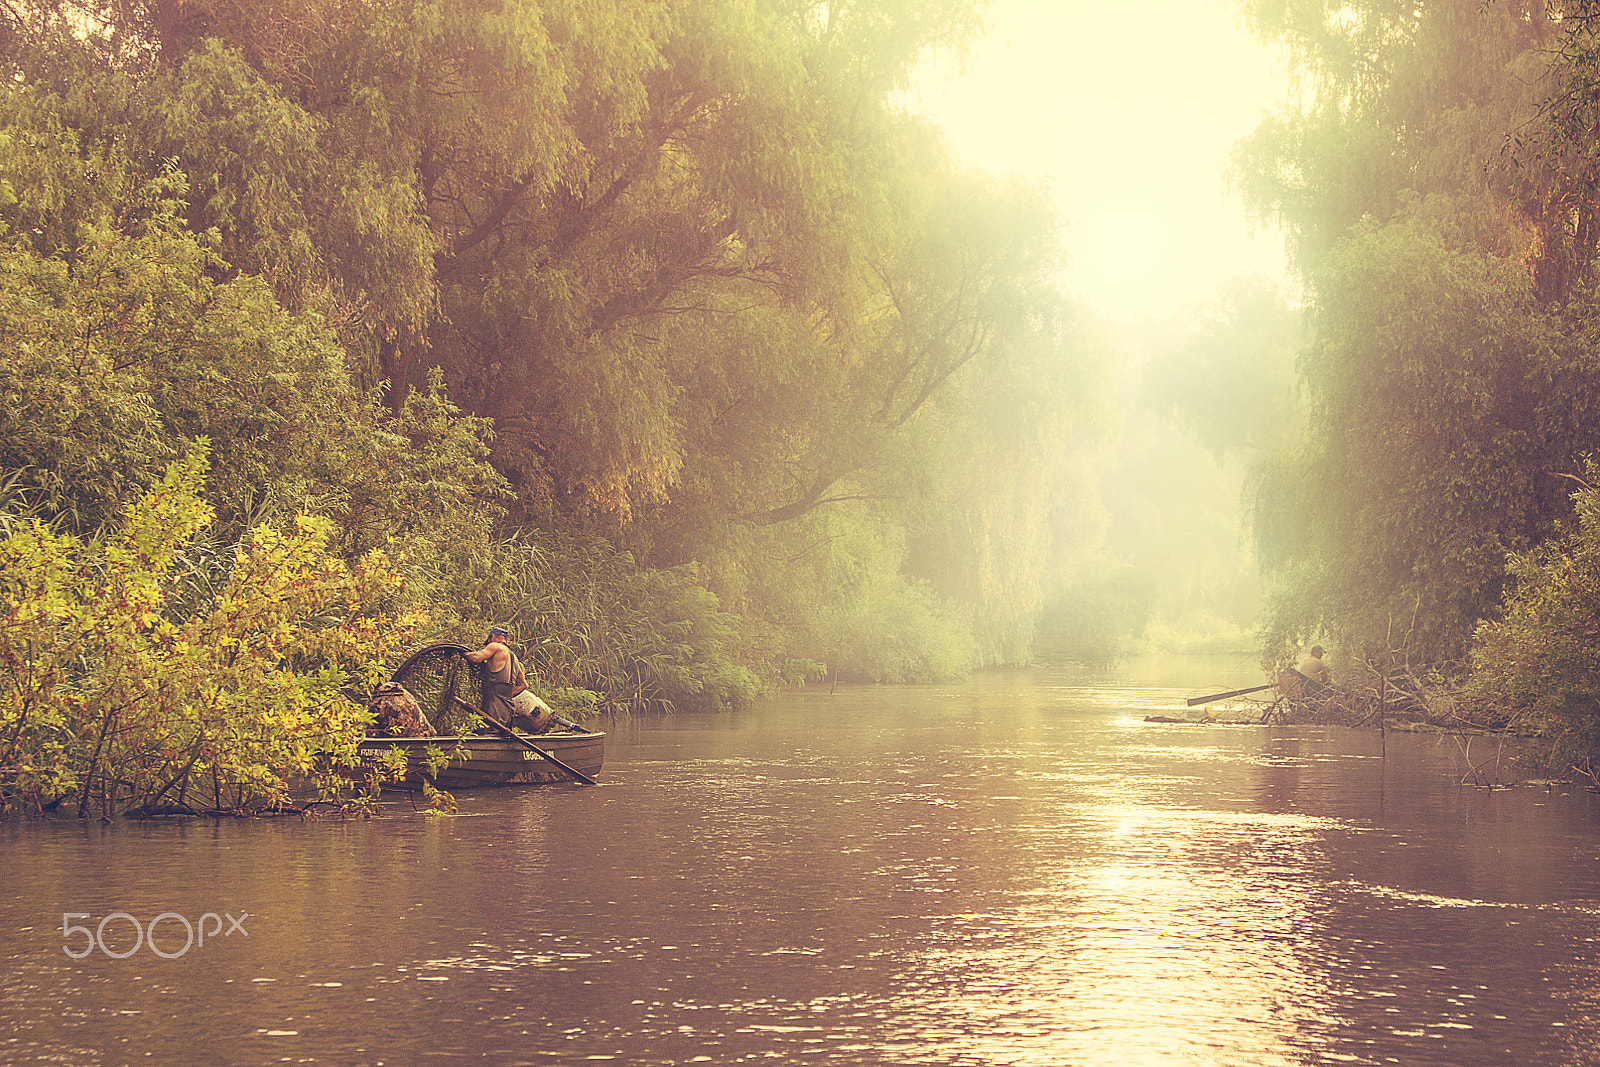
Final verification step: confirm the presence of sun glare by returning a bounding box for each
[909,0,1292,326]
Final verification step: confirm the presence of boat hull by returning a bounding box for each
[356,731,605,789]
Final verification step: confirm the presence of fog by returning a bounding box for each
[911,0,1300,654]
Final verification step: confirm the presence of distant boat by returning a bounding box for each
[356,729,605,789]
[362,641,604,787]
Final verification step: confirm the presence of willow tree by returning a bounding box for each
[410,0,986,523]
[613,116,1108,672]
[1235,0,1600,667]
[877,158,1107,667]
[1,0,1116,688]
[0,0,974,503]
[1253,222,1584,663]
[1120,277,1303,635]
[0,42,509,570]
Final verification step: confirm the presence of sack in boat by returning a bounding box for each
[369,682,435,737]
[503,689,556,735]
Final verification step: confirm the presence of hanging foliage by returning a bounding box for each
[1234,1,1600,667]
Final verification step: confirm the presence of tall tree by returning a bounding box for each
[1,0,1119,691]
[1098,278,1304,640]
[1234,0,1600,666]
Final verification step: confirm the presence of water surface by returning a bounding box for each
[2,660,1597,1065]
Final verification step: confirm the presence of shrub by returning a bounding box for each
[0,442,423,816]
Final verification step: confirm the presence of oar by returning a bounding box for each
[479,708,597,785]
[447,694,596,785]
[1186,682,1276,707]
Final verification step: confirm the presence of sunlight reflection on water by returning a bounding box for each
[861,792,1351,1066]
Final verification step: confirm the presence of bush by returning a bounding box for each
[832,576,978,684]
[435,529,763,712]
[0,443,423,816]
[1463,468,1600,767]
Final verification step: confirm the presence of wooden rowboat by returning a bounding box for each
[356,729,605,789]
[361,641,605,788]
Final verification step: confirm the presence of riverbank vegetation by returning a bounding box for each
[0,442,422,816]
[0,0,1124,814]
[1235,1,1600,781]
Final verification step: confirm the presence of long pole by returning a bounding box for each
[1185,682,1276,707]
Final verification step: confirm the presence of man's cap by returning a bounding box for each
[487,626,510,639]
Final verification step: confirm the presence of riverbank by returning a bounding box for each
[1264,681,1597,790]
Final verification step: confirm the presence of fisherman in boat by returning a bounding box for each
[1296,646,1329,692]
[466,626,557,734]
[1278,644,1330,699]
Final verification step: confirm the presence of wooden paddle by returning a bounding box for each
[448,694,597,785]
[1186,682,1276,707]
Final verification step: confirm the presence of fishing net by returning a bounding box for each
[389,643,484,735]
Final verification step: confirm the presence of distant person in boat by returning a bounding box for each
[466,626,556,734]
[1295,646,1329,693]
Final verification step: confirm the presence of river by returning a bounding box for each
[2,657,1598,1066]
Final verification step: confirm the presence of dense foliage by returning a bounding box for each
[1236,3,1600,667]
[0,443,422,816]
[0,1,1113,811]
[1463,468,1600,775]
[1232,1,1600,763]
